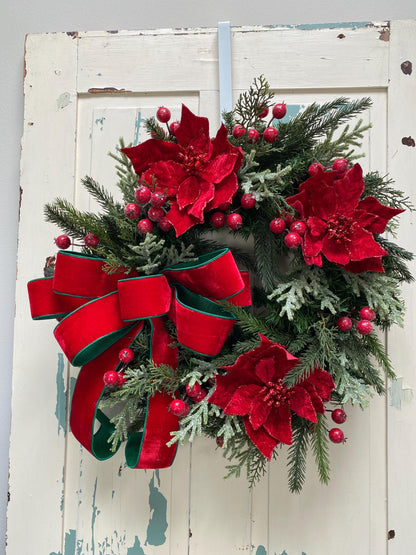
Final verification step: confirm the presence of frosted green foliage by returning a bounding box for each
[240,164,292,203]
[334,372,371,407]
[180,358,218,387]
[168,390,216,445]
[216,415,242,447]
[342,272,405,325]
[268,269,340,320]
[129,234,167,274]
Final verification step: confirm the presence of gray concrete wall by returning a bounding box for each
[2,1,416,551]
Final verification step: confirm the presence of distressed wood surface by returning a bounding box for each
[9,23,415,555]
[387,19,416,555]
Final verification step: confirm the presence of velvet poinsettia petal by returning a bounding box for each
[255,357,277,383]
[201,153,239,184]
[304,253,323,267]
[348,228,387,261]
[211,124,244,170]
[205,173,239,211]
[187,179,215,221]
[224,384,262,415]
[175,175,201,209]
[342,257,385,273]
[305,368,335,402]
[333,164,364,213]
[141,160,188,192]
[121,140,180,175]
[286,190,308,219]
[175,105,210,150]
[208,366,263,410]
[249,395,273,430]
[310,183,337,220]
[353,209,379,231]
[301,383,325,414]
[244,417,278,459]
[164,202,198,237]
[289,385,317,423]
[357,196,405,233]
[264,405,293,444]
[321,235,351,265]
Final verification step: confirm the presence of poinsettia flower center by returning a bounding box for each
[260,379,293,407]
[326,213,359,243]
[178,146,208,175]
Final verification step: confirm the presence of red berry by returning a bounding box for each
[332,408,347,424]
[118,348,134,364]
[159,217,173,232]
[134,185,152,204]
[359,307,376,321]
[84,233,99,248]
[332,158,348,174]
[232,124,246,139]
[258,106,269,118]
[103,370,119,386]
[284,212,294,227]
[148,207,164,222]
[169,399,190,417]
[272,103,287,119]
[284,232,302,249]
[308,162,324,177]
[247,128,260,143]
[117,372,127,386]
[194,389,207,402]
[124,203,141,219]
[357,319,373,335]
[337,316,352,332]
[210,212,226,228]
[269,218,286,234]
[170,121,180,136]
[329,428,345,444]
[185,382,202,398]
[150,192,166,208]
[156,106,171,123]
[263,127,279,143]
[216,436,224,448]
[137,219,153,234]
[226,213,243,230]
[290,221,307,236]
[217,202,230,212]
[55,235,71,249]
[241,193,256,209]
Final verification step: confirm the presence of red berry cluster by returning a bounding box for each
[210,195,257,231]
[336,307,376,336]
[155,105,180,138]
[269,213,307,250]
[54,233,100,250]
[103,347,135,388]
[168,381,207,417]
[307,158,349,178]
[126,184,173,234]
[231,102,287,145]
[328,408,347,444]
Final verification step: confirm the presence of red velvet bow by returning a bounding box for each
[28,248,251,469]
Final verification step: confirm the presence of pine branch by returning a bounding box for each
[310,413,330,485]
[287,417,310,493]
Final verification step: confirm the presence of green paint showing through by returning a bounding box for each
[95,117,105,131]
[275,104,303,125]
[389,377,413,409]
[294,21,371,30]
[256,546,267,555]
[64,529,77,555]
[57,92,71,109]
[91,477,100,554]
[127,536,146,555]
[145,471,168,546]
[55,353,66,436]
[134,111,144,145]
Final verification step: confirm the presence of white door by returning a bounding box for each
[9,22,416,555]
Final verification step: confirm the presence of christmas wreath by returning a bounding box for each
[28,77,413,491]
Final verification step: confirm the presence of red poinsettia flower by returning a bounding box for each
[122,105,243,236]
[209,335,335,459]
[285,164,404,273]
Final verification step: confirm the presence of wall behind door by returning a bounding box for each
[3,1,416,551]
